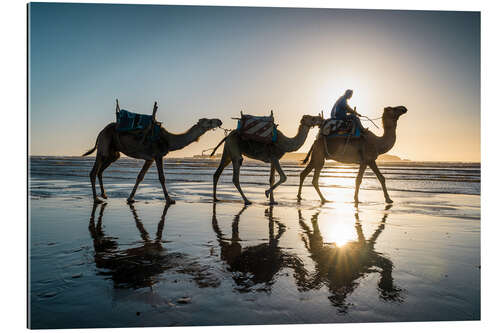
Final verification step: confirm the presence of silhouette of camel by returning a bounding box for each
[83,106,222,204]
[211,204,307,292]
[298,106,407,204]
[295,206,404,313]
[88,203,220,289]
[211,114,323,205]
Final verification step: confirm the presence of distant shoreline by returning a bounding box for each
[29,155,481,167]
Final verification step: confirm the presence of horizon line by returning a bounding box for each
[27,154,481,164]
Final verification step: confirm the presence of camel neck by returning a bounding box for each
[377,123,397,155]
[282,124,310,153]
[164,124,205,151]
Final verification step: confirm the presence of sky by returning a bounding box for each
[28,3,480,162]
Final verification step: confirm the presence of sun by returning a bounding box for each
[315,73,378,120]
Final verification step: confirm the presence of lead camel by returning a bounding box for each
[297,106,407,204]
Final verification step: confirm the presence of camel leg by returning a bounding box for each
[269,164,276,205]
[155,157,176,204]
[97,152,120,199]
[312,161,327,204]
[264,158,287,200]
[213,149,231,202]
[369,161,393,204]
[127,160,153,203]
[297,161,314,201]
[354,163,367,203]
[89,154,105,203]
[232,156,251,205]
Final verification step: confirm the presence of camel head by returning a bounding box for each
[300,114,324,128]
[382,106,407,128]
[197,118,223,131]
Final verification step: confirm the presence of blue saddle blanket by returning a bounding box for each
[116,109,161,141]
[116,109,153,132]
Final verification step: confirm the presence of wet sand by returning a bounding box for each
[29,178,480,328]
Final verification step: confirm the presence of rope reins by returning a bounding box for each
[219,126,232,137]
[359,115,381,129]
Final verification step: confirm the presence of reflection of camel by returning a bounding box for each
[211,115,323,205]
[88,203,219,289]
[83,114,222,204]
[211,204,306,292]
[296,206,404,312]
[298,106,407,204]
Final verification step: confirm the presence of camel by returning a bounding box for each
[297,106,407,204]
[211,114,323,205]
[82,107,222,204]
[296,207,404,312]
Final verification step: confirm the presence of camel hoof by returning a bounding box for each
[269,201,278,206]
[101,193,108,199]
[166,198,176,204]
[244,200,252,205]
[265,190,270,198]
[213,198,220,202]
[127,197,135,203]
[385,198,393,204]
[94,197,104,204]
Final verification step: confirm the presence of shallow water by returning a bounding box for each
[28,157,480,328]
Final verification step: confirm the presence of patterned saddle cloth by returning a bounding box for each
[322,118,361,138]
[116,109,161,142]
[237,113,278,144]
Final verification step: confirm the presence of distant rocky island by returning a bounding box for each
[279,153,410,162]
[192,152,410,162]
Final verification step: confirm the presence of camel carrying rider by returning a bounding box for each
[330,89,365,134]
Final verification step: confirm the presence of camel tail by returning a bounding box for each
[210,136,228,157]
[82,137,98,156]
[301,142,315,164]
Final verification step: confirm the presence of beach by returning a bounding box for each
[28,156,480,328]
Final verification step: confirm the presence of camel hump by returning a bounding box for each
[115,102,162,143]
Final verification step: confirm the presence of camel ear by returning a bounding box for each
[115,99,120,113]
[270,110,273,118]
[241,110,243,118]
[152,102,158,121]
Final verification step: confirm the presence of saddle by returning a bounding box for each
[115,100,161,142]
[116,110,154,132]
[321,118,361,138]
[236,111,278,144]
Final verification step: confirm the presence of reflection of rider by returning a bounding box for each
[331,89,364,133]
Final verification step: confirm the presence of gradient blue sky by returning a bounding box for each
[28,3,480,161]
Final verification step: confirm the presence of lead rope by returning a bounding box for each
[220,126,232,137]
[207,126,234,157]
[360,115,381,129]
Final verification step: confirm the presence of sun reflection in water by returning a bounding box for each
[317,205,358,248]
[321,219,357,247]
